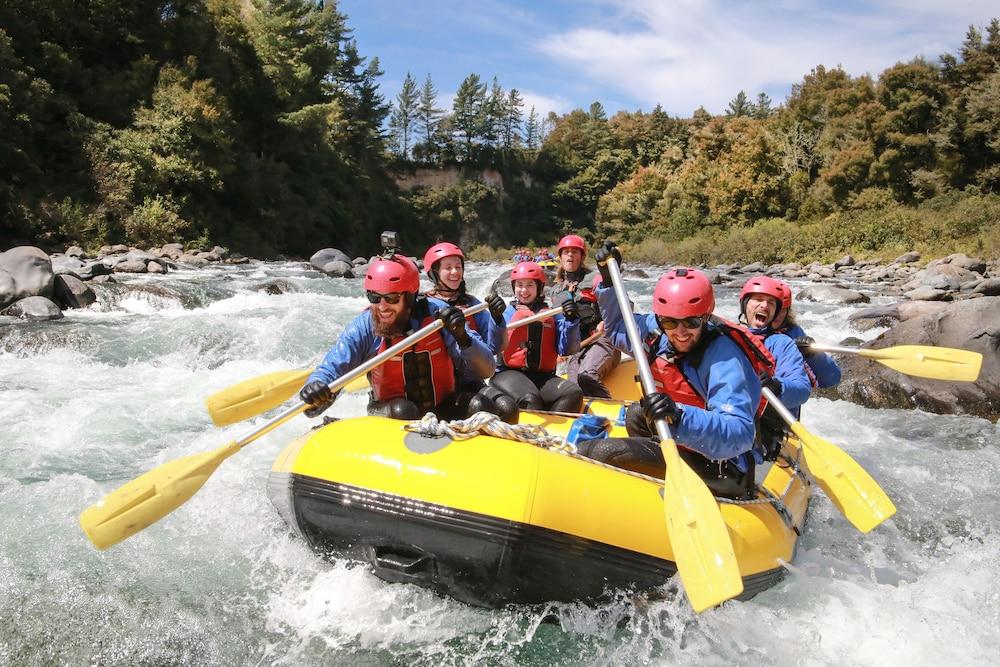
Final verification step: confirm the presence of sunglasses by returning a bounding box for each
[366,291,403,305]
[658,316,704,331]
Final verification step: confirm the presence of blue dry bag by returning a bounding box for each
[565,414,611,446]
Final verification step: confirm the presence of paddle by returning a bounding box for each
[806,343,982,382]
[605,256,743,612]
[206,303,563,426]
[205,303,489,426]
[80,314,467,550]
[760,387,896,533]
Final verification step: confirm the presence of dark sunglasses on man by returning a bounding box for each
[657,315,704,331]
[366,291,403,305]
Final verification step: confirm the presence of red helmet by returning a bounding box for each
[557,234,587,257]
[365,255,420,294]
[510,261,546,287]
[423,242,464,279]
[739,276,789,314]
[775,278,793,310]
[653,268,715,319]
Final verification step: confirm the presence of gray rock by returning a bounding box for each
[177,254,209,266]
[65,245,85,258]
[740,261,766,273]
[833,254,855,269]
[830,297,1000,420]
[921,264,978,291]
[161,243,185,259]
[797,284,870,304]
[147,261,167,274]
[905,286,951,301]
[815,267,835,278]
[51,255,87,277]
[701,270,721,284]
[322,260,354,278]
[114,260,148,273]
[211,246,230,260]
[352,257,368,266]
[892,251,921,264]
[310,248,352,272]
[783,269,809,278]
[3,295,63,320]
[0,246,55,308]
[973,278,1000,296]
[90,274,117,284]
[53,274,96,309]
[946,253,987,275]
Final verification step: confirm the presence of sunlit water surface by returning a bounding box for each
[1,261,996,666]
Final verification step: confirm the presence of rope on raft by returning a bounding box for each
[403,411,577,454]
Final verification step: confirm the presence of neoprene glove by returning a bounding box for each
[594,240,622,287]
[640,392,681,428]
[485,291,506,325]
[761,375,783,397]
[439,305,472,348]
[561,297,579,322]
[794,335,816,355]
[300,380,333,410]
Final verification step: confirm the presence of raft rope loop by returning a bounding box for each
[403,413,801,527]
[403,411,577,454]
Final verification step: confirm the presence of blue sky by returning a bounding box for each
[340,0,997,119]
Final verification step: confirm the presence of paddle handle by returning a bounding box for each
[605,258,675,445]
[235,302,488,448]
[507,306,563,329]
[760,386,795,426]
[806,343,859,356]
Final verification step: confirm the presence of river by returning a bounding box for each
[1,260,997,666]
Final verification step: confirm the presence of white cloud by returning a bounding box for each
[539,0,998,115]
[518,90,571,120]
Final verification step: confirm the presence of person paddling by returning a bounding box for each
[299,236,498,421]
[770,278,842,389]
[491,261,585,413]
[578,243,772,498]
[553,234,620,398]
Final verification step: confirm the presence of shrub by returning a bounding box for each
[123,195,189,247]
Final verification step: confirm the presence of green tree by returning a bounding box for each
[727,91,751,117]
[524,106,541,150]
[751,92,773,119]
[502,88,524,149]
[389,71,419,158]
[452,73,487,160]
[416,73,443,161]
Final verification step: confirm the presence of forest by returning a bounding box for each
[2,1,998,261]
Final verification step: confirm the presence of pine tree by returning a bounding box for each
[452,73,487,160]
[483,77,506,149]
[417,73,443,161]
[589,101,607,121]
[388,72,419,158]
[524,106,541,150]
[726,90,751,117]
[503,88,524,148]
[751,92,773,119]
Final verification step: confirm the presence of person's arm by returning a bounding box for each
[307,312,379,386]
[673,338,759,461]
[595,285,652,354]
[785,324,842,388]
[766,334,813,410]
[556,312,581,356]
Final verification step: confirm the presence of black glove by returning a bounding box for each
[300,380,334,414]
[439,305,471,348]
[561,297,579,322]
[594,240,622,286]
[761,375,782,398]
[485,291,506,325]
[640,392,681,428]
[794,335,815,355]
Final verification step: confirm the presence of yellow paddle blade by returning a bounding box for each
[660,441,744,612]
[789,423,896,533]
[859,345,982,382]
[343,374,371,393]
[205,369,312,426]
[80,441,241,550]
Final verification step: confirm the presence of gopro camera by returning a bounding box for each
[380,231,399,252]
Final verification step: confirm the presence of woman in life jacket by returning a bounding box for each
[491,261,585,413]
[554,234,621,398]
[576,244,764,499]
[738,276,817,452]
[298,244,497,422]
[769,278,842,389]
[423,241,518,422]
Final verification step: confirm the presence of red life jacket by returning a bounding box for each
[368,302,457,411]
[646,319,776,415]
[502,302,559,372]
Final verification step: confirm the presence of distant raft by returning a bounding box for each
[268,410,811,608]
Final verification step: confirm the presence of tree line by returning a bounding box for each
[2,1,998,258]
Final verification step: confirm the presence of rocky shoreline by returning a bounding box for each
[3,243,997,421]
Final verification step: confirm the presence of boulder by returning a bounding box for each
[65,245,86,258]
[352,257,368,266]
[51,255,87,277]
[0,246,55,308]
[3,295,63,320]
[830,297,1000,420]
[322,260,354,278]
[114,260,148,273]
[945,253,987,275]
[310,248,353,273]
[797,284,870,304]
[892,251,921,264]
[920,264,978,291]
[904,286,951,301]
[740,261,766,273]
[147,261,167,274]
[53,274,96,309]
[833,254,855,269]
[973,278,1000,296]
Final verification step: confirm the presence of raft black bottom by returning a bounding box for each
[269,472,786,608]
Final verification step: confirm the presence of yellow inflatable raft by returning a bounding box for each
[268,410,811,608]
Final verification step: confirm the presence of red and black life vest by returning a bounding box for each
[502,302,559,372]
[368,300,457,411]
[646,318,776,415]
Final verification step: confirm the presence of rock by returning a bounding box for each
[0,246,55,308]
[973,278,1000,296]
[114,259,148,273]
[3,295,63,320]
[920,264,978,291]
[624,268,649,279]
[815,267,835,278]
[177,254,209,266]
[51,255,87,277]
[905,286,951,301]
[53,274,96,309]
[783,269,809,278]
[225,256,250,265]
[830,297,1000,420]
[352,257,368,266]
[211,246,230,260]
[147,261,166,274]
[161,243,185,259]
[90,274,116,284]
[945,253,987,275]
[740,261,766,273]
[254,279,300,295]
[892,251,921,264]
[310,248,353,273]
[833,255,855,269]
[322,260,354,278]
[797,284,870,304]
[701,270,721,285]
[65,245,85,258]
